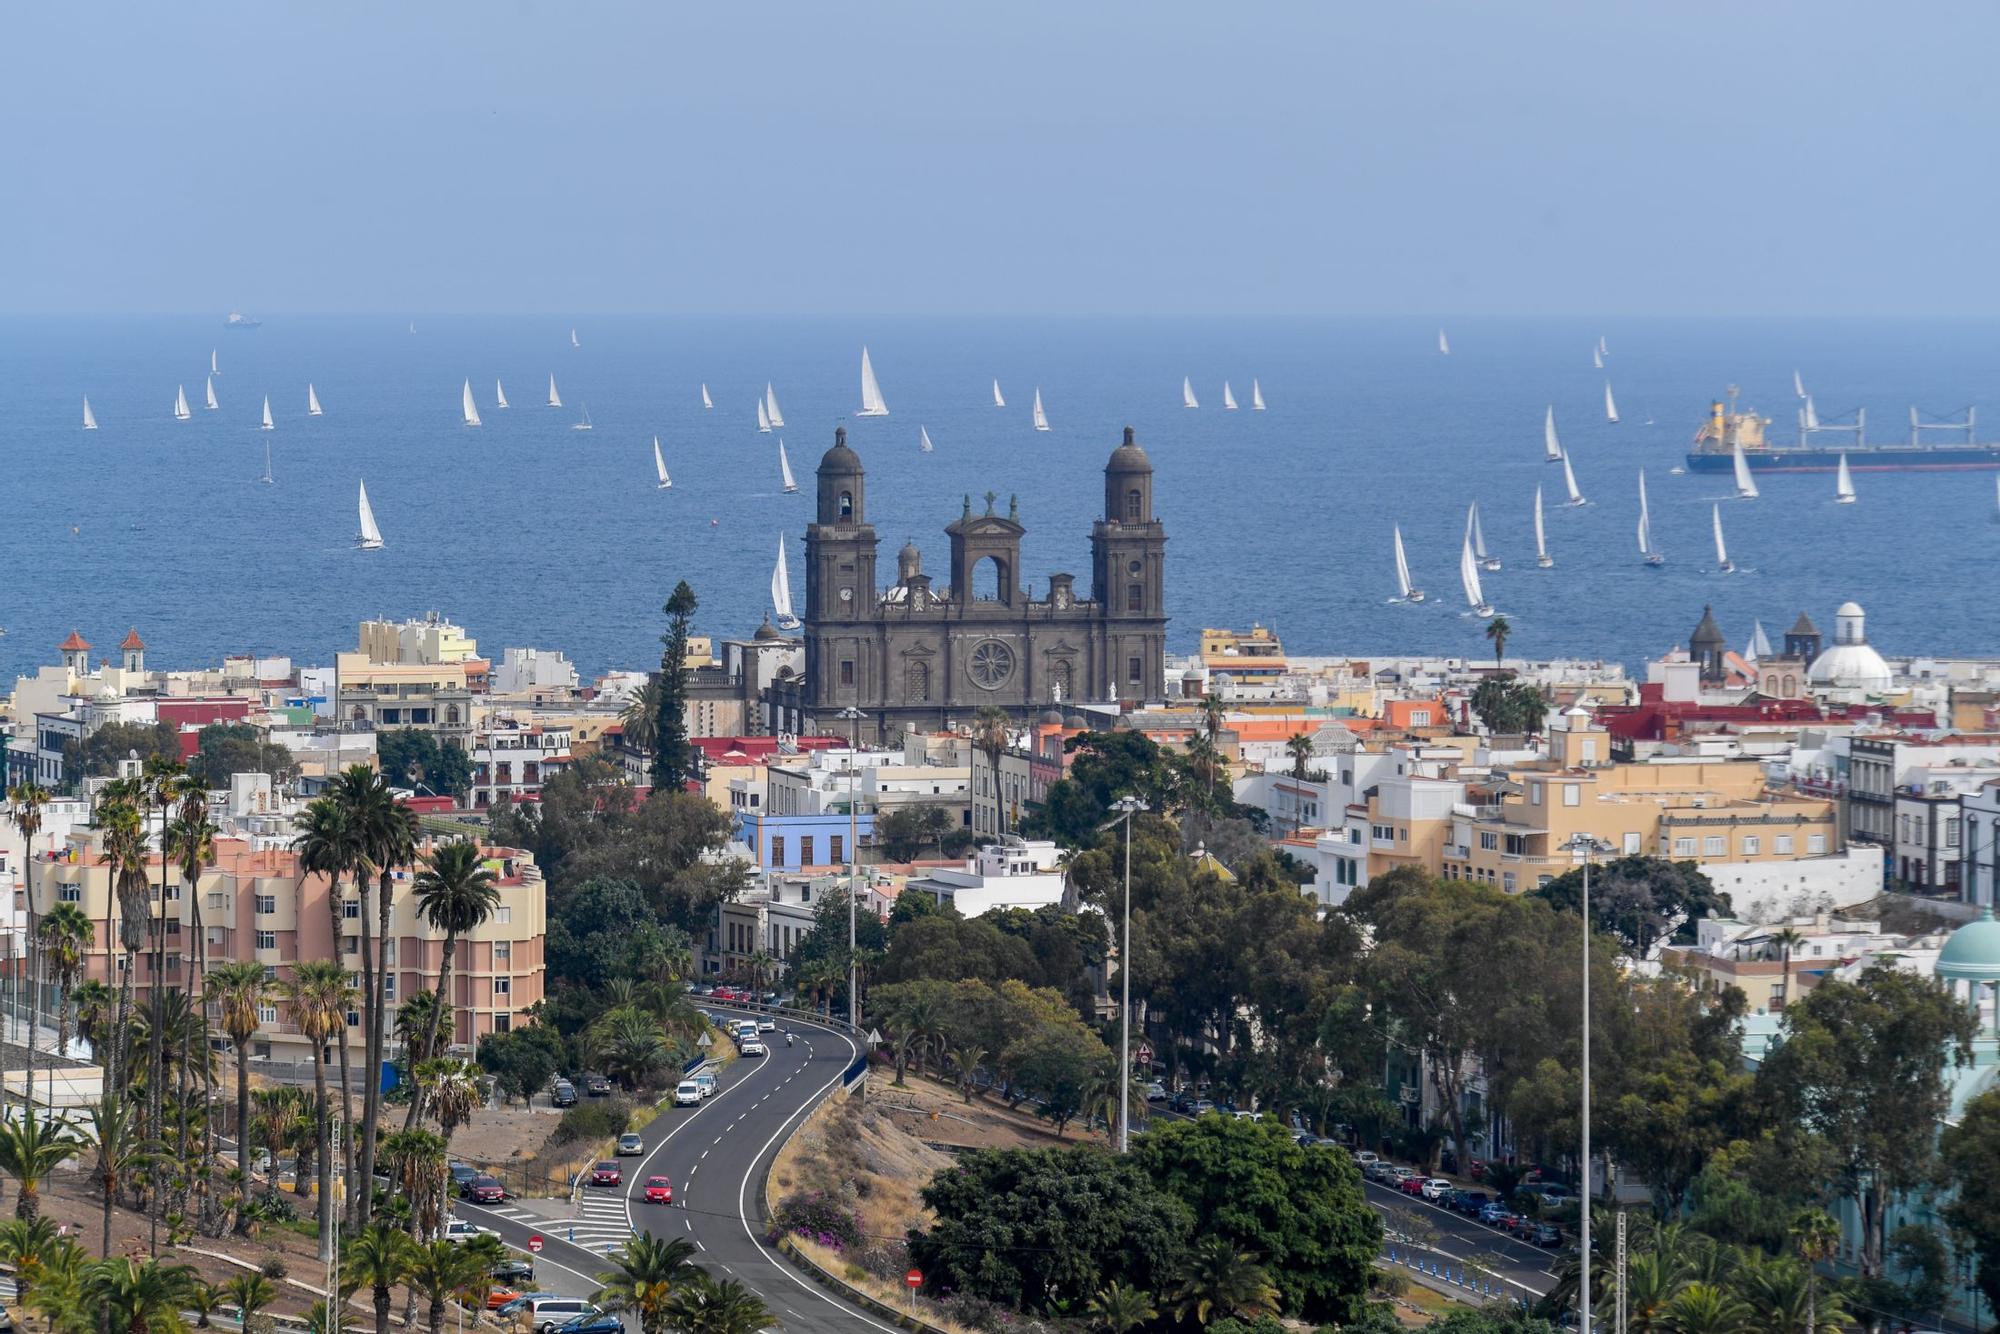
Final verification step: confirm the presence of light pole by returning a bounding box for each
[837,706,866,1032]
[1561,832,1614,1333]
[1107,794,1146,1151]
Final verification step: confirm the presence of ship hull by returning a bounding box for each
[1686,446,2000,473]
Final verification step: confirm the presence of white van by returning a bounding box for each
[674,1080,702,1107]
[521,1299,598,1334]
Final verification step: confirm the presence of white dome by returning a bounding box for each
[1808,643,1892,690]
[1835,600,1865,618]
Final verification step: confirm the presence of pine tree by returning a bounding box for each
[651,581,700,793]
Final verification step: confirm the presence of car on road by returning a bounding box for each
[515,1298,599,1334]
[1143,1081,1167,1102]
[1397,1174,1428,1196]
[551,1080,577,1108]
[465,1175,506,1204]
[1531,1223,1564,1248]
[1420,1178,1455,1200]
[1450,1190,1494,1215]
[693,1072,717,1098]
[616,1133,645,1156]
[741,1038,766,1056]
[1352,1150,1379,1170]
[449,1164,479,1195]
[674,1080,702,1107]
[757,1017,776,1032]
[491,1261,536,1286]
[583,1074,612,1098]
[441,1218,498,1245]
[1478,1201,1515,1226]
[590,1162,622,1187]
[1189,1098,1216,1115]
[713,987,742,1001]
[553,1313,625,1334]
[494,1294,559,1319]
[644,1175,674,1204]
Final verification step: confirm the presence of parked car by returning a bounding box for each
[590,1162,622,1187]
[693,985,715,997]
[1478,1202,1515,1227]
[644,1175,674,1204]
[674,1081,702,1107]
[494,1294,558,1319]
[1170,1092,1199,1114]
[1420,1178,1455,1201]
[693,1072,717,1098]
[1451,1190,1494,1215]
[1389,1166,1419,1187]
[1143,1081,1167,1102]
[1190,1099,1216,1116]
[584,1074,612,1098]
[517,1299,598,1334]
[491,1261,536,1286]
[1531,1223,1564,1248]
[465,1175,506,1204]
[1397,1174,1428,1196]
[616,1133,644,1156]
[1364,1161,1397,1183]
[449,1163,479,1194]
[551,1080,577,1108]
[442,1218,498,1245]
[1293,1131,1316,1147]
[1353,1151,1380,1170]
[1535,1184,1576,1208]
[479,1287,525,1311]
[553,1314,624,1334]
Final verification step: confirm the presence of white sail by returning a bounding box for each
[771,537,800,629]
[1393,525,1415,600]
[1459,509,1489,615]
[462,379,482,428]
[919,425,934,453]
[1544,405,1563,462]
[655,437,671,489]
[261,439,274,486]
[1746,621,1773,662]
[546,374,562,408]
[858,348,889,417]
[175,385,191,420]
[1835,453,1856,503]
[701,383,712,410]
[993,379,1005,408]
[1732,442,1760,499]
[572,403,592,431]
[765,384,784,428]
[1032,388,1049,432]
[261,396,274,430]
[570,328,579,348]
[1637,470,1658,561]
[205,376,219,411]
[1223,381,1238,411]
[308,383,322,416]
[496,379,509,409]
[1604,381,1619,424]
[82,397,97,431]
[1562,449,1584,505]
[1183,377,1199,410]
[1593,344,1603,370]
[356,481,384,549]
[757,398,771,433]
[1471,502,1491,561]
[211,349,220,376]
[1794,370,1806,399]
[1804,396,1820,431]
[1534,487,1551,566]
[1438,328,1450,355]
[1599,335,1609,356]
[1252,379,1266,411]
[1713,503,1732,571]
[779,438,798,492]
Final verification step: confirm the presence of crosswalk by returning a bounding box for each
[561,1185,634,1252]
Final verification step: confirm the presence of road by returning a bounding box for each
[1362,1180,1563,1300]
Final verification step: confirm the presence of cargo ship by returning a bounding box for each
[1686,386,2000,473]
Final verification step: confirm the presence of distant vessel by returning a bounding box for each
[1690,386,2000,472]
[1459,508,1492,617]
[1598,335,1609,358]
[211,350,220,376]
[1795,370,1807,399]
[261,396,273,431]
[1638,470,1664,566]
[765,384,785,428]
[757,399,771,433]
[174,385,191,421]
[1183,377,1199,410]
[570,328,580,348]
[771,537,800,630]
[1804,396,1820,431]
[1032,388,1049,432]
[701,383,712,410]
[307,384,323,417]
[1712,503,1735,574]
[82,397,97,431]
[1252,379,1266,411]
[260,440,274,486]
[858,348,890,417]
[205,376,219,411]
[1561,449,1586,506]
[992,379,1005,408]
[1732,442,1760,499]
[1593,345,1603,370]
[1534,487,1554,568]
[1391,525,1425,603]
[1604,381,1620,424]
[1471,502,1500,572]
[1835,453,1857,504]
[1745,621,1774,660]
[919,425,934,454]
[1223,381,1238,411]
[496,379,509,410]
[571,404,592,432]
[547,375,563,408]
[654,438,671,490]
[356,481,384,550]
[462,380,482,428]
[1544,405,1563,462]
[1438,329,1450,356]
[779,438,797,492]
[224,311,260,329]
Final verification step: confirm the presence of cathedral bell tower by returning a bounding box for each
[803,427,879,711]
[1090,427,1168,702]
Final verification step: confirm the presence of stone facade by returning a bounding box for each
[803,426,1168,740]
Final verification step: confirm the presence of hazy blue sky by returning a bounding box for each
[6,2,1998,316]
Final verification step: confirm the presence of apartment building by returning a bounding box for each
[334,653,475,746]
[468,719,573,809]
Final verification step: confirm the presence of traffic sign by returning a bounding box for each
[697,1033,713,1048]
[528,1235,544,1253]
[904,1269,922,1289]
[1135,1043,1153,1067]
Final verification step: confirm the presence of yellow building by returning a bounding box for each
[1200,625,1288,680]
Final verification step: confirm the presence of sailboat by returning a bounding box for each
[1604,381,1620,424]
[174,386,191,421]
[1713,504,1735,574]
[765,384,785,428]
[205,376,219,411]
[547,375,562,408]
[1745,622,1774,661]
[261,396,274,431]
[1223,382,1238,411]
[1794,370,1806,400]
[1471,502,1500,572]
[1438,328,1451,355]
[496,380,509,410]
[1032,388,1050,432]
[757,399,772,433]
[1460,509,1493,617]
[701,383,712,410]
[778,439,798,492]
[1638,471,1665,566]
[570,328,580,348]
[1544,405,1563,462]
[919,426,934,454]
[1804,396,1820,431]
[1561,449,1586,506]
[1598,335,1609,358]
[1390,526,1425,603]
[1593,344,1603,370]
[571,404,592,432]
[654,438,671,490]
[1835,453,1857,504]
[1732,442,1760,499]
[1251,379,1266,411]
[1183,377,1199,410]
[771,537,801,630]
[308,384,323,417]
[211,350,220,377]
[1534,487,1554,568]
[993,379,1005,408]
[858,348,890,417]
[462,380,482,427]
[260,440,274,486]
[82,397,97,431]
[356,481,385,550]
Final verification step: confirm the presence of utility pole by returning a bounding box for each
[837,707,866,1032]
[1105,795,1146,1151]
[1562,832,1613,1333]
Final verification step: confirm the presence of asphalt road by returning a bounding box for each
[1363,1179,1564,1300]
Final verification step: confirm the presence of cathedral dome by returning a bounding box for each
[818,425,862,476]
[1107,426,1152,474]
[1806,600,1892,691]
[753,617,784,642]
[1938,907,2000,983]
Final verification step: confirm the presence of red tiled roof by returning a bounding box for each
[119,628,145,651]
[59,631,89,651]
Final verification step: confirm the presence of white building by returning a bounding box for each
[468,720,573,810]
[904,837,1067,916]
[492,648,581,696]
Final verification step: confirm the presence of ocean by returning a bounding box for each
[7,314,1997,686]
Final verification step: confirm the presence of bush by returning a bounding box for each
[548,1097,633,1147]
[773,1190,864,1251]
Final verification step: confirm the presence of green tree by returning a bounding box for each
[406,1237,494,1334]
[1532,857,1729,958]
[0,1215,60,1309]
[277,960,355,1257]
[58,722,180,782]
[0,1115,82,1222]
[376,729,471,799]
[207,960,269,1217]
[1661,1280,1750,1334]
[651,581,700,794]
[1085,1280,1156,1334]
[404,840,501,1127]
[1944,1089,2000,1320]
[343,1221,418,1334]
[594,1232,704,1334]
[1170,1237,1278,1326]
[221,1273,277,1330]
[87,1257,200,1334]
[1467,674,1547,735]
[477,1024,564,1104]
[38,902,94,1072]
[1484,614,1512,666]
[660,1272,776,1334]
[186,722,299,787]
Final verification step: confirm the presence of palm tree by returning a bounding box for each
[1662,1280,1750,1334]
[208,959,269,1214]
[162,793,217,1003]
[0,1113,82,1221]
[380,1127,449,1241]
[81,1090,157,1257]
[405,1237,493,1334]
[1789,1207,1841,1333]
[187,1281,225,1329]
[97,797,152,1086]
[595,1232,704,1334]
[404,841,499,1128]
[662,1272,776,1334]
[23,1233,88,1333]
[621,678,662,758]
[411,1059,484,1143]
[85,1256,200,1334]
[590,1009,670,1090]
[1085,1281,1156,1334]
[971,706,1012,838]
[37,902,92,1069]
[278,960,353,1259]
[947,1044,985,1102]
[9,780,53,1111]
[343,1222,418,1334]
[1485,614,1512,667]
[1170,1237,1278,1326]
[293,794,361,1207]
[222,1272,278,1330]
[0,1214,60,1308]
[1284,733,1312,782]
[1770,926,1805,1012]
[72,979,113,1065]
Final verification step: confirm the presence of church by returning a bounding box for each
[802,425,1169,741]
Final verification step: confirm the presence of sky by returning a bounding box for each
[6,2,1999,317]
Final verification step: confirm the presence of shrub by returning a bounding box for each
[773,1190,864,1251]
[548,1097,633,1147]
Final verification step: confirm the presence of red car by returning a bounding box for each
[1398,1175,1428,1196]
[644,1175,674,1205]
[590,1162,622,1187]
[467,1175,506,1204]
[713,987,741,1001]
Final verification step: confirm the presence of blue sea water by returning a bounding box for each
[6,314,1997,685]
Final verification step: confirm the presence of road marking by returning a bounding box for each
[700,1149,709,1159]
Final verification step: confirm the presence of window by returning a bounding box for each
[840,660,855,687]
[1563,785,1581,807]
[1478,831,1499,851]
[1125,489,1142,521]
[255,931,277,950]
[1623,832,1642,855]
[342,935,358,955]
[495,941,511,964]
[830,836,844,864]
[1808,834,1827,854]
[1703,836,1725,856]
[1127,584,1143,612]
[494,906,511,925]
[838,490,853,519]
[1529,783,1542,806]
[1948,818,1962,849]
[906,660,930,702]
[59,885,80,903]
[347,1010,360,1028]
[257,1005,278,1024]
[1504,834,1527,856]
[1673,837,1696,856]
[383,974,396,999]
[256,894,277,915]
[1502,872,1516,892]
[1373,824,1394,842]
[263,966,277,982]
[494,977,511,996]
[1410,709,1432,727]
[800,837,815,865]
[772,837,786,865]
[494,1012,512,1033]
[1127,656,1143,685]
[342,899,360,920]
[1742,836,1761,856]
[1776,834,1794,854]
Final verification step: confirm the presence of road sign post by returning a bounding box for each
[528,1235,544,1254]
[905,1268,922,1311]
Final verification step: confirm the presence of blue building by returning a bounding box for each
[732,808,875,872]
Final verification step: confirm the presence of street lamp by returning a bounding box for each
[1561,831,1614,1332]
[1105,794,1147,1151]
[837,706,866,1032]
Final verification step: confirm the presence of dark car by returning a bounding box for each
[1451,1190,1494,1215]
[590,1162,622,1187]
[1170,1091,1198,1114]
[1531,1223,1563,1248]
[449,1163,479,1195]
[551,1080,577,1108]
[466,1175,505,1204]
[554,1315,623,1334]
[492,1260,536,1286]
[584,1074,612,1098]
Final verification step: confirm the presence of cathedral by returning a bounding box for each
[802,425,1169,741]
